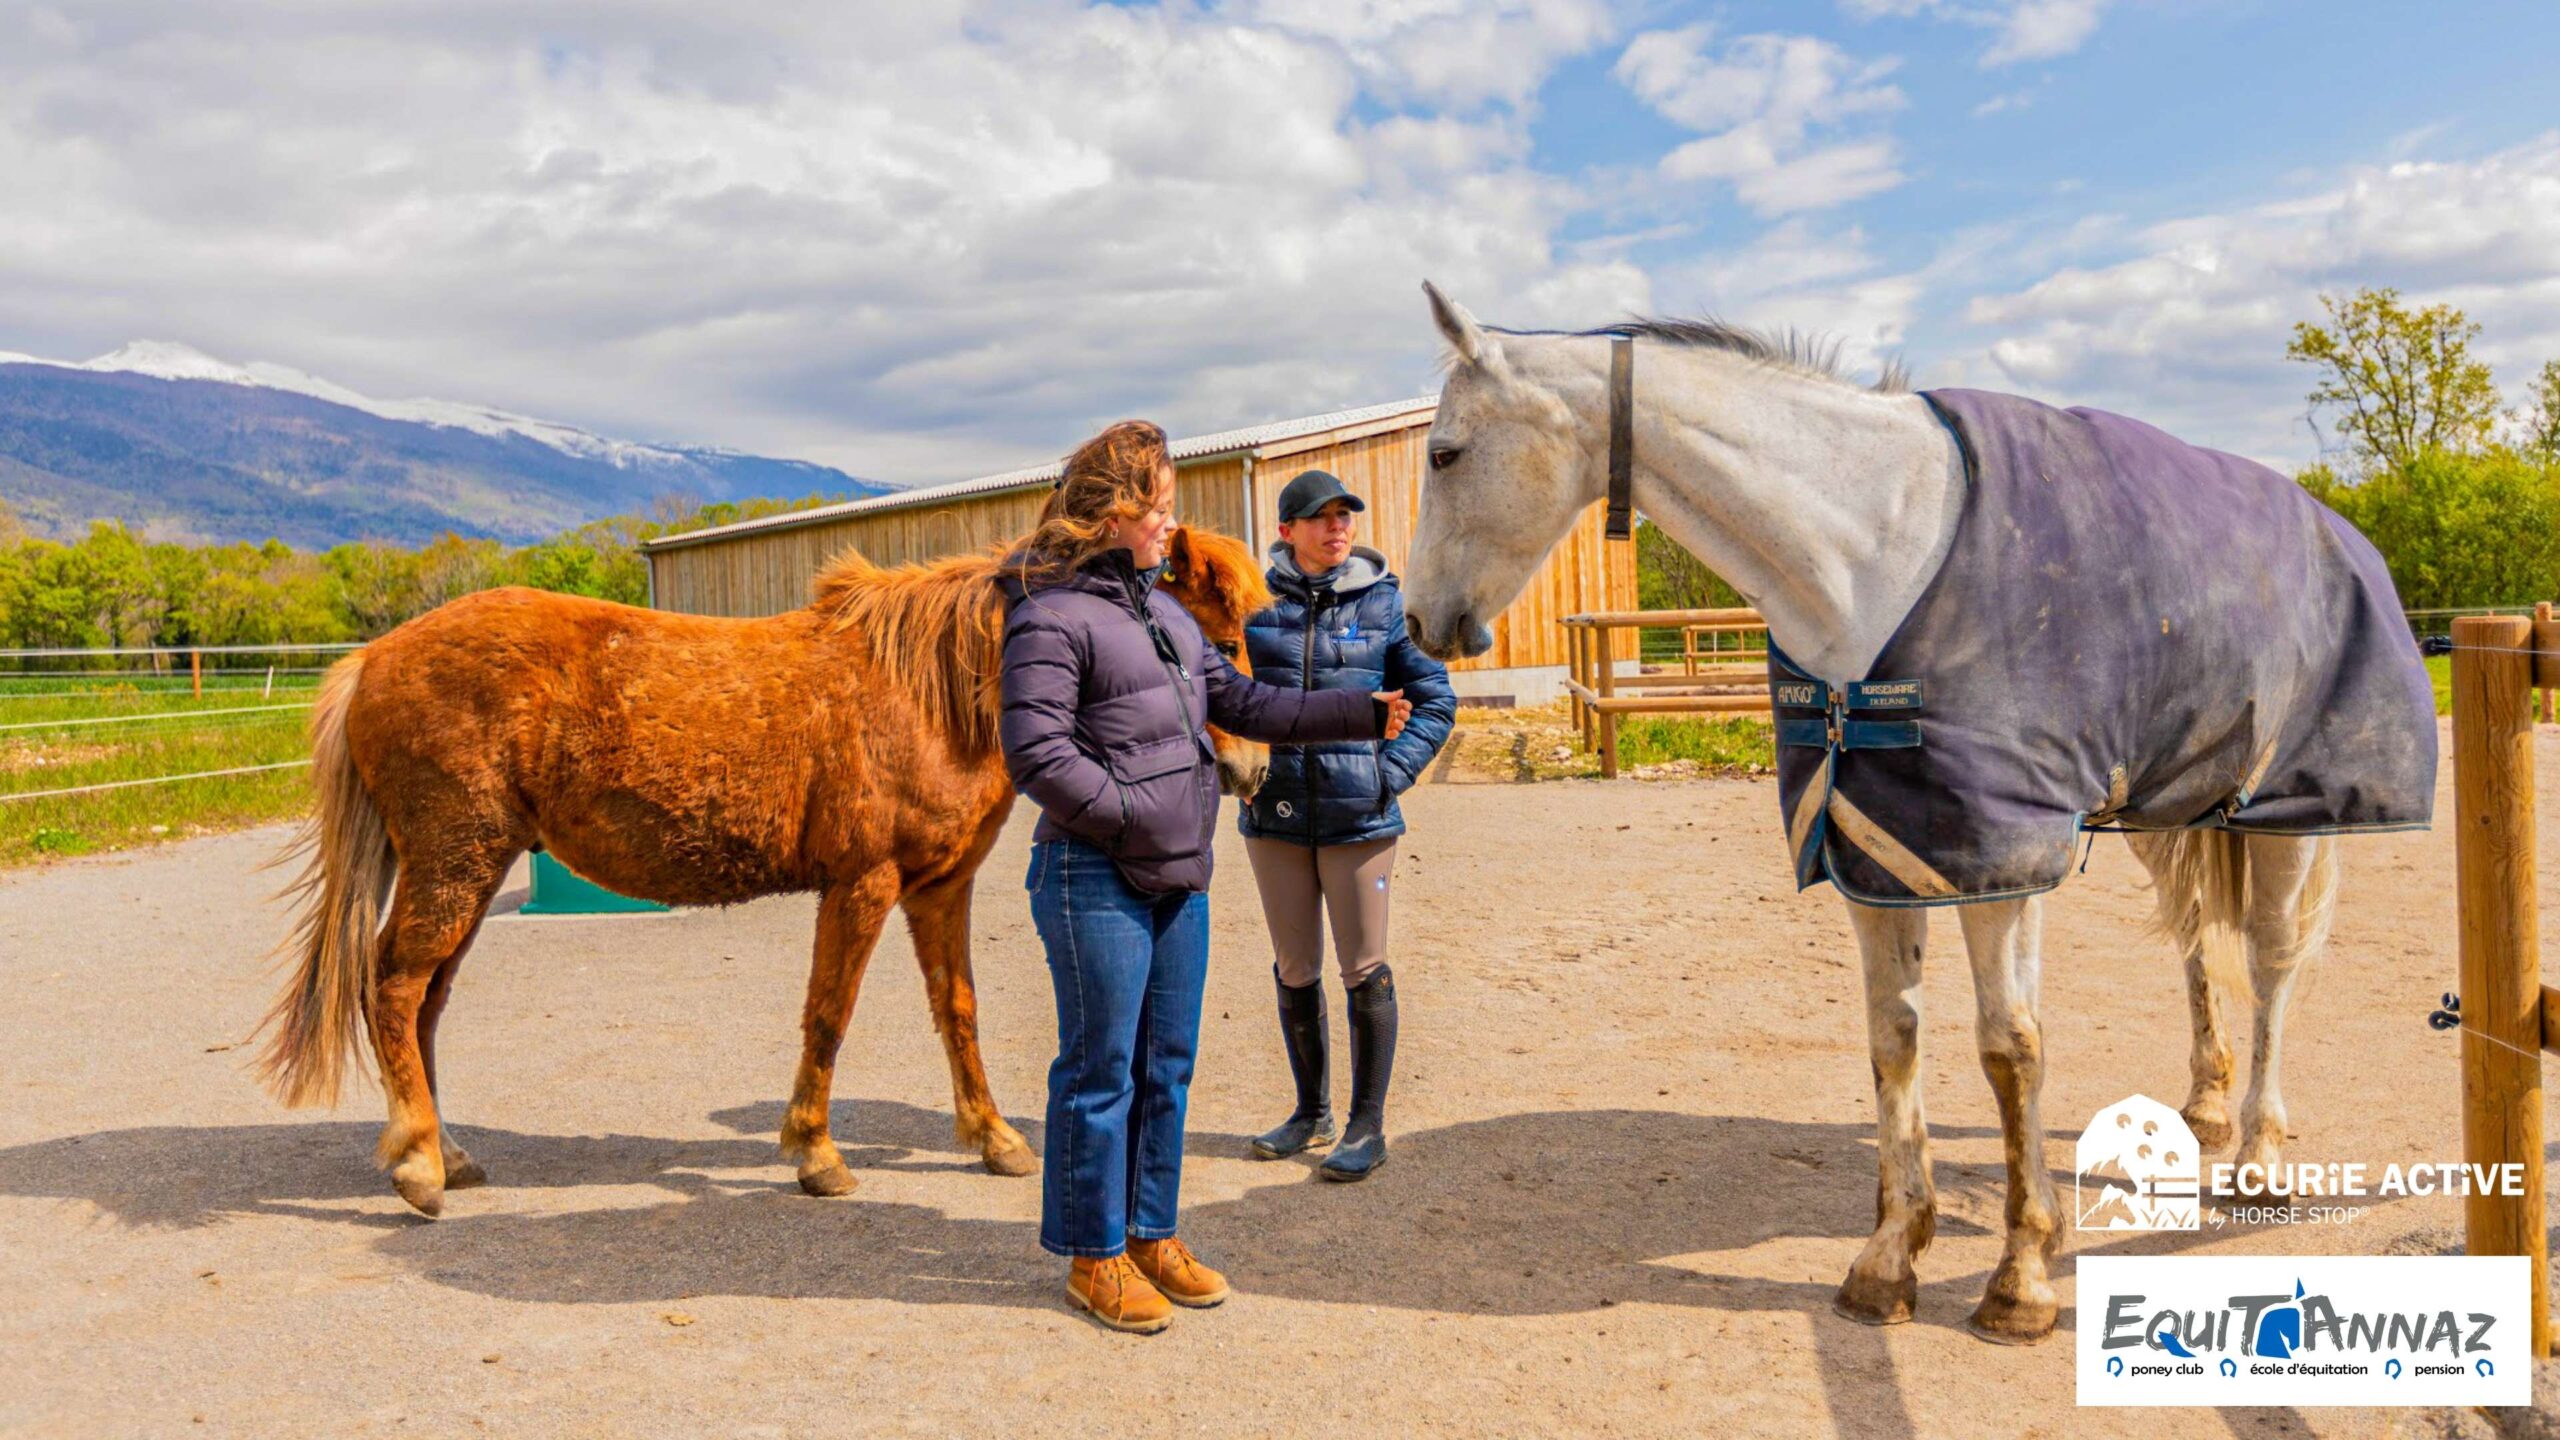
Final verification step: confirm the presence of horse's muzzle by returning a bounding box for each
[1415,610,1494,662]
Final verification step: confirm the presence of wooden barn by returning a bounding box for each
[640,398,1634,702]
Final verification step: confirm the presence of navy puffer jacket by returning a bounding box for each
[1238,545,1458,847]
[1000,548,1379,896]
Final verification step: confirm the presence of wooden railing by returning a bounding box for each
[1559,608,1772,778]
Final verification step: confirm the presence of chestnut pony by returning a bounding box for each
[255,526,1271,1217]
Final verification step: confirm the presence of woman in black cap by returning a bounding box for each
[1238,468,1457,1180]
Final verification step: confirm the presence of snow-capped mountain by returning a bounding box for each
[0,341,891,548]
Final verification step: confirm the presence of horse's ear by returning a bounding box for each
[1167,524,1196,581]
[1424,280,1489,367]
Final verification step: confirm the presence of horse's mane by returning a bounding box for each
[812,544,1009,759]
[807,527,1271,761]
[1491,316,1910,394]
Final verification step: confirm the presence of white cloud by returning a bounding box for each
[1959,132,2560,463]
[1616,26,1906,216]
[0,1,1636,483]
[1651,219,1924,383]
[1838,0,2112,68]
[1981,0,2107,65]
[1245,0,1616,108]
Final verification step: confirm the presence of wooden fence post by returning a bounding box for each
[190,648,202,698]
[1595,620,1619,778]
[1556,625,1576,737]
[2451,613,2549,1357]
[2538,602,2556,724]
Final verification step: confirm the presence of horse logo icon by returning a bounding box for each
[2075,1094,2200,1231]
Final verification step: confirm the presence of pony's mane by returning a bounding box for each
[813,544,1009,759]
[1491,316,1910,394]
[807,528,1272,760]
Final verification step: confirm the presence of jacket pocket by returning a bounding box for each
[1107,735,1203,862]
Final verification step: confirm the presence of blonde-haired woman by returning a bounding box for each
[998,420,1411,1333]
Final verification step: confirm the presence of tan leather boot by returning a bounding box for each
[1127,1236,1230,1308]
[1068,1254,1173,1334]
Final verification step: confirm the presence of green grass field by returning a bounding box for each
[0,676,322,867]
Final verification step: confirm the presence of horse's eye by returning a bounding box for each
[1428,444,1462,472]
[1213,641,1239,658]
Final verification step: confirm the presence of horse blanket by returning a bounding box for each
[1770,387,2436,906]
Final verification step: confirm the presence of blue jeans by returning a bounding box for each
[1027,838,1211,1258]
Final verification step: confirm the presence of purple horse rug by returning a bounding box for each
[1769,387,2437,906]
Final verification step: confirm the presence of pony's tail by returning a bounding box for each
[253,654,395,1109]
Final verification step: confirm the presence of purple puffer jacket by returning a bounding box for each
[1000,548,1379,895]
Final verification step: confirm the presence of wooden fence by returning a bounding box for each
[1560,608,1772,778]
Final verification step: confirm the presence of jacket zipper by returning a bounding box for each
[1129,580,1206,852]
[1300,599,1320,845]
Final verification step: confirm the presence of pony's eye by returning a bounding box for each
[1213,641,1239,658]
[1428,444,1462,472]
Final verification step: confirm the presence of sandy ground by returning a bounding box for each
[1,720,2552,1439]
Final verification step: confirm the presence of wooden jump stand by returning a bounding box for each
[2451,610,2557,1358]
[1560,607,1772,778]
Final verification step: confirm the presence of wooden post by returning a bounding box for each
[190,648,202,698]
[1595,620,1619,779]
[2538,603,2555,724]
[1566,622,1587,743]
[2452,613,2549,1358]
[1567,624,1585,738]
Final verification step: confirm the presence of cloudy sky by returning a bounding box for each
[5,0,2557,483]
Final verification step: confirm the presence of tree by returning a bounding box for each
[2515,359,2560,465]
[1634,518,1743,611]
[2286,287,2501,472]
[2302,449,2560,610]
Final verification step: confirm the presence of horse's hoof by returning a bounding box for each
[1832,1268,1917,1326]
[2181,1101,2234,1153]
[982,1136,1039,1177]
[1967,1291,2058,1345]
[393,1167,445,1218]
[798,1161,858,1198]
[442,1144,487,1189]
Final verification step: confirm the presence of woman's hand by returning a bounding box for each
[1374,688,1412,741]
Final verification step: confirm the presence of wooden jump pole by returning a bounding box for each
[2451,613,2550,1357]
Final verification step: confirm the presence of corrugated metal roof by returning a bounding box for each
[641,396,1437,553]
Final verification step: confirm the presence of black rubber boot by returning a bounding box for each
[1251,969,1336,1158]
[1320,964,1397,1181]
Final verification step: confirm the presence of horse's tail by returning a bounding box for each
[2142,829,2253,1007]
[2141,829,2341,1004]
[254,653,395,1109]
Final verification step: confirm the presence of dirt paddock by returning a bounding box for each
[2,721,2552,1438]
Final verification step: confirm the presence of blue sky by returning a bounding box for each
[1,1,2555,481]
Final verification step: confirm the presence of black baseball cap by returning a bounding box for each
[1277,468,1366,522]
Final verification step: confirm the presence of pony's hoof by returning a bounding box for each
[444,1157,487,1189]
[1832,1268,1917,1326]
[392,1167,445,1218]
[982,1136,1039,1177]
[2181,1101,2234,1153]
[1967,1291,2058,1345]
[798,1161,858,1198]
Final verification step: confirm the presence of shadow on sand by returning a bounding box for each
[4,1103,2446,1438]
